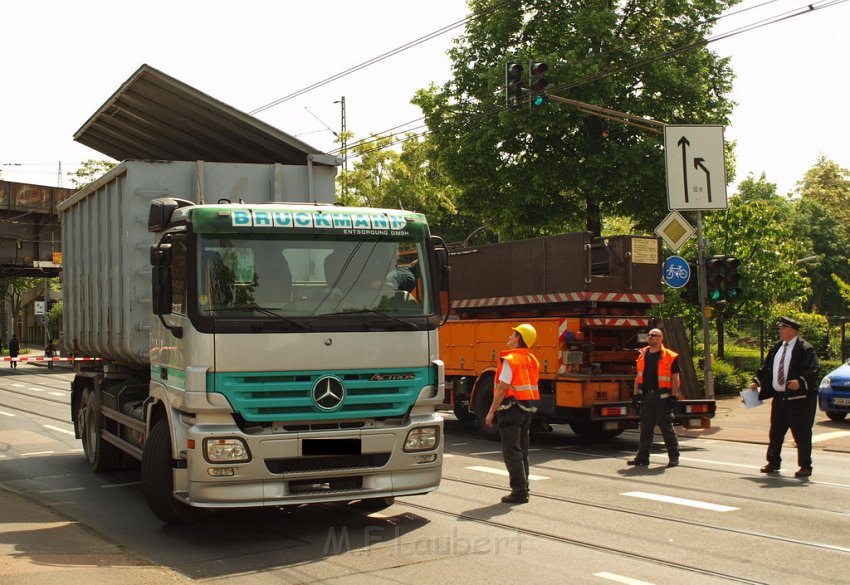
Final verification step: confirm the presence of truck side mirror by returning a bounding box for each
[431,236,451,325]
[150,243,172,267]
[152,266,173,315]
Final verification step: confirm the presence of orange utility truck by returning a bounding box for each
[440,232,715,440]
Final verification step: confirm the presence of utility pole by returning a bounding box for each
[335,97,348,197]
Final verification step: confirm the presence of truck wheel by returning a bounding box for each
[473,376,500,441]
[77,386,122,472]
[453,398,476,423]
[826,411,847,422]
[141,418,208,524]
[568,420,624,441]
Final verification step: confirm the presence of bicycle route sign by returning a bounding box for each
[663,255,690,289]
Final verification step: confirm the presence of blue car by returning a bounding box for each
[818,361,850,421]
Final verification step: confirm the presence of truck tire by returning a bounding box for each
[568,420,624,441]
[452,397,476,423]
[141,418,208,524]
[77,386,122,472]
[473,376,500,441]
[826,411,847,422]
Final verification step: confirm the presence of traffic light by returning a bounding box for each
[680,262,700,305]
[529,61,549,108]
[705,255,725,304]
[505,61,524,109]
[724,256,742,301]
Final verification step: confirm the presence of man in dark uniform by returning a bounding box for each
[750,316,820,477]
[627,328,681,468]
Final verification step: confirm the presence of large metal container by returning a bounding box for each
[449,233,663,311]
[58,160,336,367]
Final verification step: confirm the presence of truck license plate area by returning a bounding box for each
[303,439,361,456]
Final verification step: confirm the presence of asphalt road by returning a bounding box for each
[2,366,849,585]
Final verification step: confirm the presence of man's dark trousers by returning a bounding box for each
[767,393,817,469]
[635,390,679,462]
[497,405,532,496]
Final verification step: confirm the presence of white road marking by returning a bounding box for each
[39,487,86,494]
[812,430,850,443]
[466,465,549,481]
[103,482,142,488]
[44,424,75,436]
[0,410,15,417]
[48,392,64,397]
[29,387,44,392]
[469,450,502,456]
[22,451,56,457]
[594,572,654,585]
[12,384,24,387]
[622,491,738,512]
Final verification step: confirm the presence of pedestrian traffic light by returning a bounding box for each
[505,61,524,109]
[680,262,700,305]
[705,255,725,304]
[724,256,742,301]
[529,61,549,108]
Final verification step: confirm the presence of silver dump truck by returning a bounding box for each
[61,160,449,522]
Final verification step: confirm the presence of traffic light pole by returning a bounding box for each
[696,211,714,399]
[546,94,666,135]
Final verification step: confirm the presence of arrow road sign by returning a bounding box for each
[664,125,728,210]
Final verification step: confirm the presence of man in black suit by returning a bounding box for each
[749,317,820,477]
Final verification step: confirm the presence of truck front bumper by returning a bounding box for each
[177,413,443,508]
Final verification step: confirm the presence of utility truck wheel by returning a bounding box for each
[826,410,847,421]
[569,420,623,441]
[452,398,476,423]
[141,418,208,524]
[77,386,121,472]
[473,376,500,441]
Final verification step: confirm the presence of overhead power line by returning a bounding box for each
[332,0,848,161]
[249,0,521,115]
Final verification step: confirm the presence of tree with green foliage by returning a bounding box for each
[337,133,479,243]
[67,159,116,189]
[793,156,850,315]
[0,277,42,342]
[658,175,809,322]
[413,0,736,239]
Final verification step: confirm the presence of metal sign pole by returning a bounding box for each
[696,211,714,398]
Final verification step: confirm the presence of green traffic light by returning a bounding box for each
[532,94,548,107]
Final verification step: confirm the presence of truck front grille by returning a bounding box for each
[211,368,429,422]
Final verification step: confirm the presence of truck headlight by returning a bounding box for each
[404,426,439,452]
[204,438,251,463]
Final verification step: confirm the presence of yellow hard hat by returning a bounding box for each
[512,323,537,348]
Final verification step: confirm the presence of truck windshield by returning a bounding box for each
[197,234,431,318]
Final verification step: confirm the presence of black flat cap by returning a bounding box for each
[780,316,801,330]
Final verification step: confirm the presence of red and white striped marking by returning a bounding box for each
[2,356,102,362]
[451,291,663,309]
[582,317,652,327]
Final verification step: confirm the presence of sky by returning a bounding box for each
[2,0,848,198]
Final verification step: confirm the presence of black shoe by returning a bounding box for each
[794,467,812,478]
[666,459,679,468]
[626,459,649,466]
[760,464,780,473]
[501,493,529,504]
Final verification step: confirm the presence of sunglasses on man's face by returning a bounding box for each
[647,333,661,337]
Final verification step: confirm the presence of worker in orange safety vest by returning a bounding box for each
[627,327,681,468]
[486,323,540,504]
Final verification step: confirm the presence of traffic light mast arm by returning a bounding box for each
[546,94,666,135]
